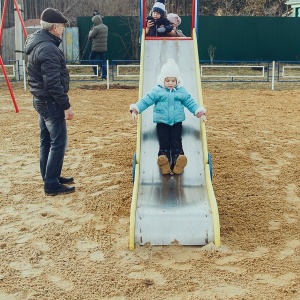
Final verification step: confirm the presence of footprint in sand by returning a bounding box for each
[250,152,288,180]
[215,246,268,265]
[48,275,74,291]
[253,272,296,286]
[285,183,300,208]
[75,240,105,263]
[9,260,43,278]
[128,269,166,286]
[277,239,300,260]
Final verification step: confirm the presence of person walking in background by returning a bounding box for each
[88,13,108,79]
[24,8,75,196]
[129,58,207,175]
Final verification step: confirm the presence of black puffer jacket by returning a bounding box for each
[24,29,70,110]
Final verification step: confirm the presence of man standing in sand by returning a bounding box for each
[24,8,75,196]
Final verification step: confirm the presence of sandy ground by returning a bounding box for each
[0,81,300,300]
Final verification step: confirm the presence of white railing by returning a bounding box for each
[281,65,300,78]
[116,65,140,78]
[67,64,99,77]
[200,65,266,78]
[4,60,300,91]
[0,64,15,77]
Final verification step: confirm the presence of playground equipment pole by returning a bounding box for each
[0,0,28,112]
[13,0,27,38]
[0,54,19,112]
[0,0,8,43]
[195,0,199,35]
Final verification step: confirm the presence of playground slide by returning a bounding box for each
[129,31,220,250]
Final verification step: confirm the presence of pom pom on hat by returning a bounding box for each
[41,8,69,24]
[158,58,182,86]
[167,13,181,26]
[152,0,166,18]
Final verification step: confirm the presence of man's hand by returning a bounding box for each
[64,107,75,120]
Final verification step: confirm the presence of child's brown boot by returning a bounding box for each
[157,155,171,175]
[172,155,187,174]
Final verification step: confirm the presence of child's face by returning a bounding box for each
[174,16,180,26]
[152,11,161,19]
[164,77,177,89]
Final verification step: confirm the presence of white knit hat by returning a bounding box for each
[167,13,181,26]
[157,58,182,86]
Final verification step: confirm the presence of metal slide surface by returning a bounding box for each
[133,39,215,246]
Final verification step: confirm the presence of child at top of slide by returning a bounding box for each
[146,0,173,37]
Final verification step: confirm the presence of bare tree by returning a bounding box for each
[114,16,139,60]
[241,0,286,16]
[273,0,286,16]
[1,0,291,28]
[244,0,265,16]
[166,0,193,15]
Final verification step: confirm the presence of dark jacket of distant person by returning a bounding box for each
[88,15,108,52]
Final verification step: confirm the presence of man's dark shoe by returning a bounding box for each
[45,184,75,196]
[58,177,74,184]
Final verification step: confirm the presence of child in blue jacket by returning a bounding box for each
[146,0,173,37]
[130,58,206,175]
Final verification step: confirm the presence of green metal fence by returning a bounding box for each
[77,16,300,62]
[77,16,139,61]
[198,16,300,61]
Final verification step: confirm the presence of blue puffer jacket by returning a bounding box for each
[135,85,200,126]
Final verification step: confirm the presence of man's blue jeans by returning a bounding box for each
[33,98,67,188]
[89,50,107,77]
